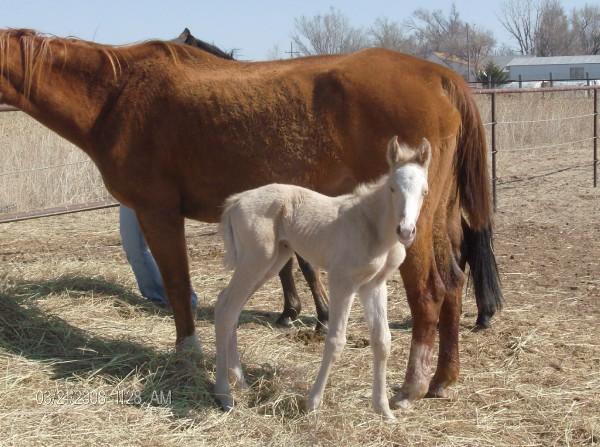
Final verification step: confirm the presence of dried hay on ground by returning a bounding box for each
[1,158,599,446]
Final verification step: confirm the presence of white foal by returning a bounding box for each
[214,136,431,420]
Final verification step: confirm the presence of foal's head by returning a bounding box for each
[386,136,431,247]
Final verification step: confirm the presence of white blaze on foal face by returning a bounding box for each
[386,137,431,247]
[391,165,428,245]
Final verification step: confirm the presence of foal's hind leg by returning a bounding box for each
[296,254,329,332]
[359,281,394,420]
[226,246,294,388]
[215,263,268,410]
[215,246,293,410]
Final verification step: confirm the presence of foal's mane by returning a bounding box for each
[351,176,388,198]
[0,28,201,98]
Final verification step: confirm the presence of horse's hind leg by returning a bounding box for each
[276,258,302,327]
[215,264,264,410]
[215,245,293,409]
[359,281,394,420]
[428,211,465,398]
[296,254,329,332]
[390,227,445,410]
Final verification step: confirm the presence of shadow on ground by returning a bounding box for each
[0,278,215,417]
[0,275,320,418]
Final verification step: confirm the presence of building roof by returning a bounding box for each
[506,55,600,66]
[431,51,468,66]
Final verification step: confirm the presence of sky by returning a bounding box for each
[0,0,593,60]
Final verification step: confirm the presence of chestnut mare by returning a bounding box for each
[0,29,502,406]
[173,28,330,331]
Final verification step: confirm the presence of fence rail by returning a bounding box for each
[0,200,118,224]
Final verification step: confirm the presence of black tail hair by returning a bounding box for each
[461,218,503,328]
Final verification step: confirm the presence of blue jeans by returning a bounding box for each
[119,205,198,309]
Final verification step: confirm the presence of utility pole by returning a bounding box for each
[285,42,300,59]
[466,23,471,82]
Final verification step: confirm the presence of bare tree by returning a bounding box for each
[291,7,368,55]
[498,0,542,55]
[536,0,570,56]
[407,4,495,68]
[571,4,600,54]
[369,17,416,53]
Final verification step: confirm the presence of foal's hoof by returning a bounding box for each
[275,315,294,328]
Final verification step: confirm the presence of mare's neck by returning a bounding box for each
[0,30,185,157]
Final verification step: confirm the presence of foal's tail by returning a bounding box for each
[445,75,504,327]
[219,194,242,270]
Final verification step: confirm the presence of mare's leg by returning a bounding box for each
[428,212,465,398]
[276,258,302,327]
[389,229,446,410]
[306,276,356,412]
[359,281,394,420]
[136,209,198,352]
[296,254,330,332]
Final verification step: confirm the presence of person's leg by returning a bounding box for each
[119,205,197,309]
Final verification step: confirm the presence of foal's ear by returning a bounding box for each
[386,136,414,167]
[416,138,432,170]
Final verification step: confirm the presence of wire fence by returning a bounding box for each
[473,85,598,210]
[0,84,598,223]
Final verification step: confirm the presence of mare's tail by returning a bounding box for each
[444,75,504,328]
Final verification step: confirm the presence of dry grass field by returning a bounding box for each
[0,90,599,446]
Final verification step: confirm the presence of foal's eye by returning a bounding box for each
[422,189,429,196]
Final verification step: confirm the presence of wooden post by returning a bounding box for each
[491,92,498,210]
[518,74,522,88]
[549,72,553,87]
[594,88,598,187]
[586,72,590,86]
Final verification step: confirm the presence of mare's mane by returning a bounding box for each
[0,28,230,98]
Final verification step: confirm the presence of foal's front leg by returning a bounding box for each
[306,277,356,412]
[359,281,394,420]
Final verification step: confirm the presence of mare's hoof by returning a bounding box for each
[426,385,450,399]
[275,315,294,328]
[315,320,328,334]
[474,314,491,330]
[389,391,413,410]
[216,394,234,412]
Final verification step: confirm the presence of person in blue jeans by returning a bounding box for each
[119,205,198,310]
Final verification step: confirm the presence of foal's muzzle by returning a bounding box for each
[396,223,416,246]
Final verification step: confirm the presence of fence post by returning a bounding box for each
[549,72,553,87]
[594,88,598,187]
[518,74,522,88]
[586,72,590,86]
[491,92,497,210]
